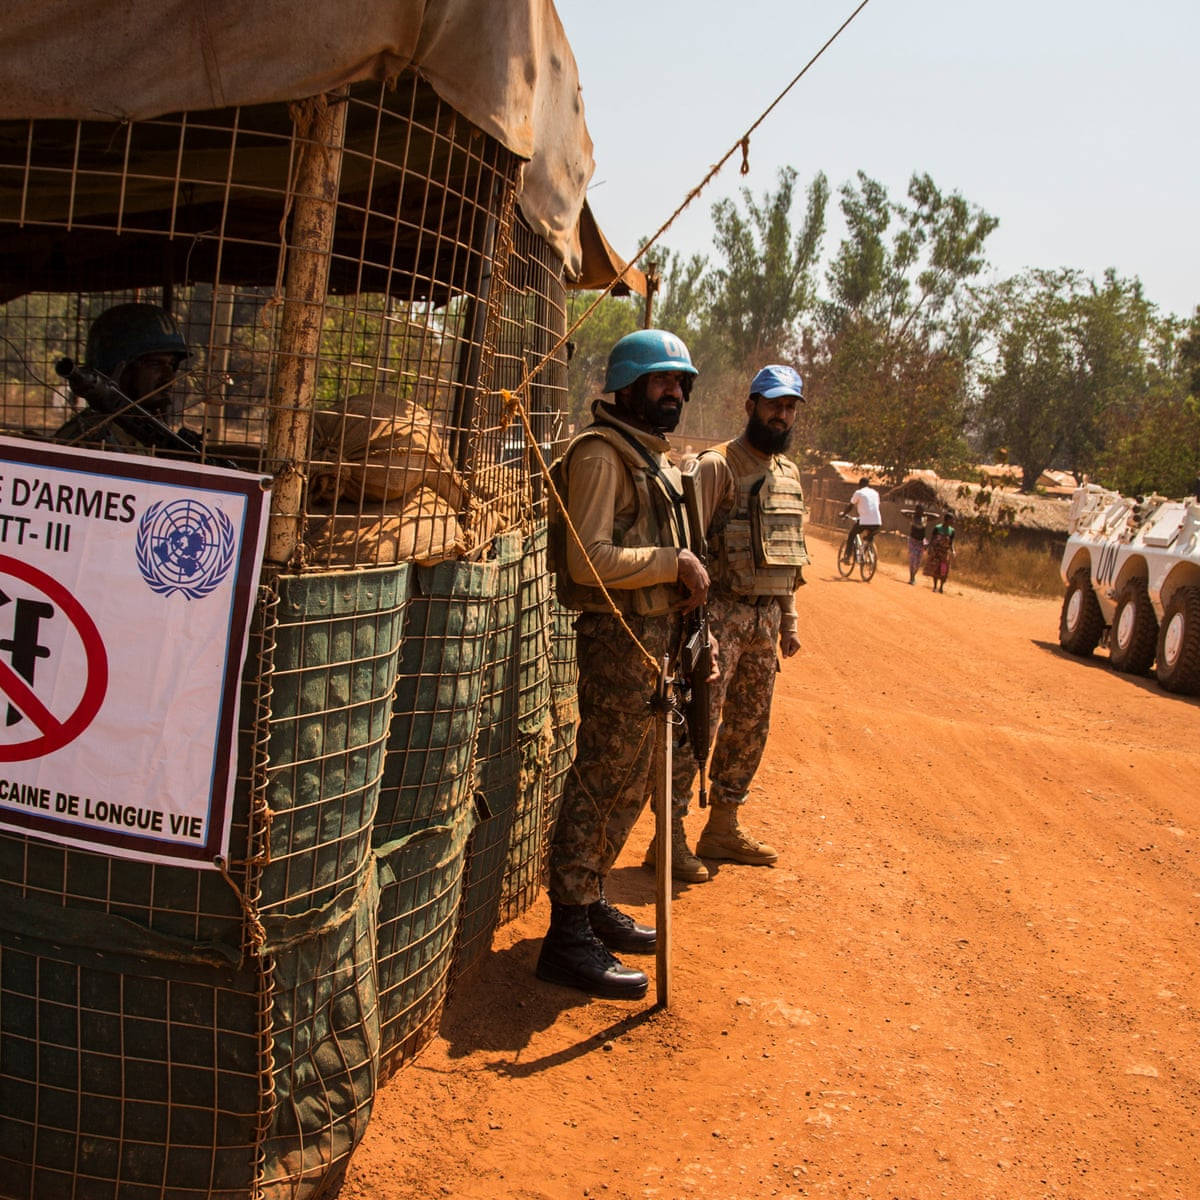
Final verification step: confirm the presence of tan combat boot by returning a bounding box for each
[643,809,710,882]
[696,801,778,865]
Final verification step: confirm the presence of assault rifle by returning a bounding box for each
[55,358,237,469]
[678,460,712,809]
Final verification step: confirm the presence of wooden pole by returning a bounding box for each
[642,260,659,330]
[654,654,672,1007]
[264,90,349,567]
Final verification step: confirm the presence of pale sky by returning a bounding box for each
[557,0,1197,320]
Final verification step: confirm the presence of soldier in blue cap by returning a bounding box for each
[646,364,808,878]
[538,328,710,1000]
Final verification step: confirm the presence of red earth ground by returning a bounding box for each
[337,531,1200,1200]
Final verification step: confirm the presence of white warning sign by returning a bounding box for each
[0,437,269,868]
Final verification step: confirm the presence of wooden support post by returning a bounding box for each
[264,90,349,567]
[654,654,672,1008]
[642,260,659,329]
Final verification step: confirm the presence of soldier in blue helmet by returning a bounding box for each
[538,328,710,1000]
[56,303,190,448]
[647,364,809,880]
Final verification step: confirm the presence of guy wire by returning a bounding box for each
[501,0,873,669]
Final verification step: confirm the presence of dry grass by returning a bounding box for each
[853,530,1065,598]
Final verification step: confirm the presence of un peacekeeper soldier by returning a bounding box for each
[537,328,710,1000]
[647,364,807,879]
[56,303,189,447]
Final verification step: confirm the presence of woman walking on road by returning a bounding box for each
[906,506,929,584]
[924,511,956,593]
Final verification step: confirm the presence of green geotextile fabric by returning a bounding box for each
[474,530,523,807]
[0,890,243,968]
[258,860,381,1200]
[0,924,264,1200]
[259,565,411,917]
[375,802,475,1077]
[499,522,555,921]
[516,523,552,736]
[0,527,584,1195]
[375,557,497,842]
[550,597,579,692]
[454,531,523,976]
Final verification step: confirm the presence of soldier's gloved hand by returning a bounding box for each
[675,548,709,612]
[780,630,802,658]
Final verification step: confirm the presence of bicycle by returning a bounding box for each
[837,518,878,582]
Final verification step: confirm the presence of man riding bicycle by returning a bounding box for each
[841,476,882,563]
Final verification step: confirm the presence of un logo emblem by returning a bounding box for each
[135,499,236,600]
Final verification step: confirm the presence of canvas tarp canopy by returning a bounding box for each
[0,0,642,291]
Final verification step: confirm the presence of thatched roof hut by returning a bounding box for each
[887,475,1071,551]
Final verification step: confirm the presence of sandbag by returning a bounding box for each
[309,392,464,508]
[307,487,466,567]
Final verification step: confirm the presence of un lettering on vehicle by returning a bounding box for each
[1096,543,1121,587]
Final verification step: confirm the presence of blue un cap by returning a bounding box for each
[749,364,804,400]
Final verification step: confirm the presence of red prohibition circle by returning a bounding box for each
[0,554,109,761]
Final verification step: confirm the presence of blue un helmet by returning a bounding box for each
[603,328,698,393]
[85,303,189,379]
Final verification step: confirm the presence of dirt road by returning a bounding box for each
[338,532,1200,1200]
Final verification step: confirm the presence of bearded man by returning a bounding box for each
[646,364,808,879]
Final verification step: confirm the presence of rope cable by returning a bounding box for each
[498,0,872,669]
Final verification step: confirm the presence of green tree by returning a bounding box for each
[806,172,996,480]
[706,167,828,368]
[564,244,720,436]
[977,269,1158,491]
[1179,305,1200,397]
[563,290,640,427]
[1092,311,1200,497]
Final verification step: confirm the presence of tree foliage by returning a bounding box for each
[1092,311,1200,497]
[805,172,996,480]
[976,269,1160,490]
[706,167,828,369]
[555,164,1197,498]
[563,290,640,427]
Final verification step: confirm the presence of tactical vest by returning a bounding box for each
[549,423,688,616]
[705,440,809,598]
[56,407,141,449]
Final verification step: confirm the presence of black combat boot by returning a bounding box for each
[588,885,657,954]
[536,903,649,999]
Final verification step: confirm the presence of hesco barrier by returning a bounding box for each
[254,567,410,1198]
[500,524,554,923]
[373,554,494,1074]
[0,49,589,1196]
[0,531,575,1199]
[454,532,523,981]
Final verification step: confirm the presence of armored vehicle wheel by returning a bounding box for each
[1154,586,1200,695]
[1108,578,1158,676]
[1058,568,1103,656]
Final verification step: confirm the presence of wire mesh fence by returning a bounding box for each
[1,70,580,1200]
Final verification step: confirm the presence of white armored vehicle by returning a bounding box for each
[1059,485,1200,695]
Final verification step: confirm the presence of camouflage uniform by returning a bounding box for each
[546,403,689,907]
[673,434,806,812]
[549,610,679,905]
[672,591,780,806]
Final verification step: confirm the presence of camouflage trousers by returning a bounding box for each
[548,610,679,907]
[672,591,781,810]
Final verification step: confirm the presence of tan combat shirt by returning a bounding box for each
[565,403,682,594]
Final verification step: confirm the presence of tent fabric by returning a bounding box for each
[0,0,595,276]
[575,201,648,297]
